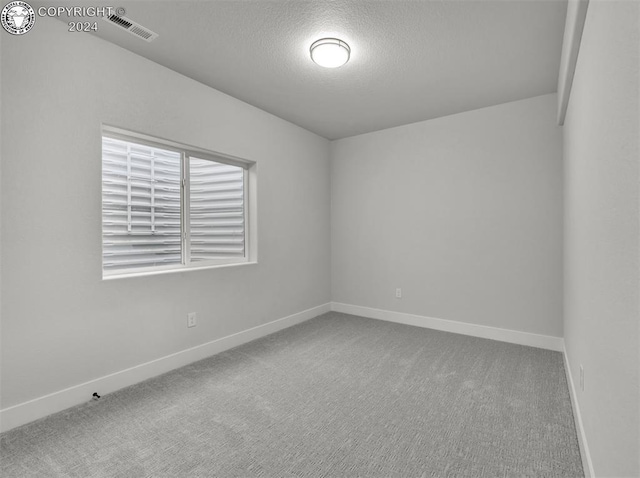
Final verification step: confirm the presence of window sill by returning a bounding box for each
[102,261,258,281]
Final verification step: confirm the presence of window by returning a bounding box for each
[101,128,253,277]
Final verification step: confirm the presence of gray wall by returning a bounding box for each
[563,1,640,476]
[331,94,563,337]
[0,17,331,408]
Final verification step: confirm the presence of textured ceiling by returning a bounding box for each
[64,1,567,139]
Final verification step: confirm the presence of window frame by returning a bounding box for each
[101,126,256,279]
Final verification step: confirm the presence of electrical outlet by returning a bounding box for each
[187,312,197,328]
[580,364,584,392]
[395,288,402,299]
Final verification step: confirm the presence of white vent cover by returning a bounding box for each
[105,14,158,42]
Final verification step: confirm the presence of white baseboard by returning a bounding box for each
[331,302,564,351]
[563,350,595,478]
[0,303,331,433]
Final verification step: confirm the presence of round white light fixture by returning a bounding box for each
[310,38,350,68]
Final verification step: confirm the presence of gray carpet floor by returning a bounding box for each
[1,312,583,477]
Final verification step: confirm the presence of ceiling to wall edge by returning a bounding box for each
[557,0,590,126]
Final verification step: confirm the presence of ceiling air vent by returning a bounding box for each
[105,14,158,42]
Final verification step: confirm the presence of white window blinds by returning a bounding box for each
[189,158,245,262]
[102,137,182,272]
[101,134,249,276]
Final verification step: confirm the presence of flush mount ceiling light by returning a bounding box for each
[310,38,350,68]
